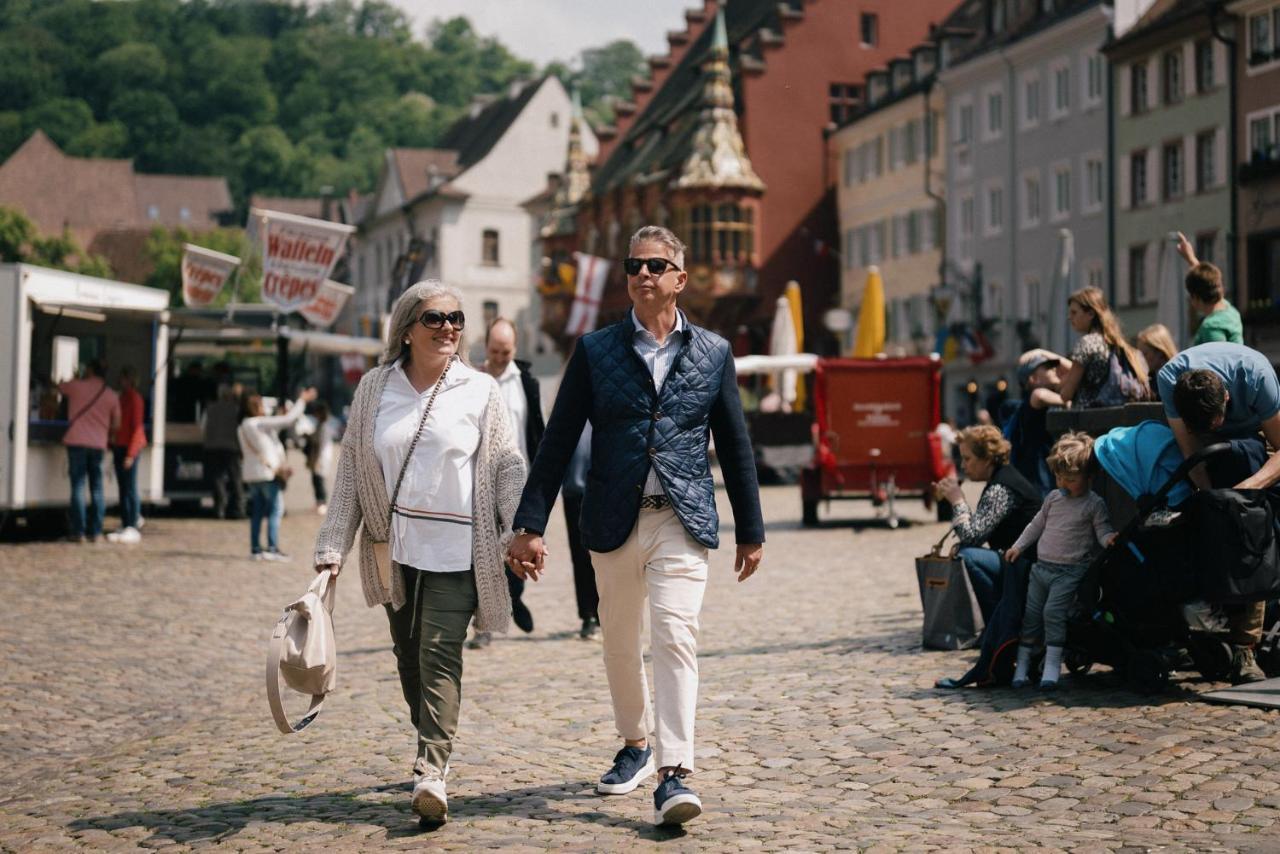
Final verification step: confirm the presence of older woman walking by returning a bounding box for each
[313,280,526,824]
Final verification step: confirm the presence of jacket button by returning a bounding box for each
[648,447,656,456]
[653,410,662,420]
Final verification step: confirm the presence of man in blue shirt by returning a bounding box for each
[1158,342,1280,683]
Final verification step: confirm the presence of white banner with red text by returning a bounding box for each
[251,208,355,312]
[181,244,240,307]
[299,279,355,329]
[565,252,611,336]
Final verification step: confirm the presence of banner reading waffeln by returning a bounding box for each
[181,244,240,307]
[299,280,355,329]
[565,252,611,336]
[251,208,355,312]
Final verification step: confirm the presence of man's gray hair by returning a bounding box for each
[629,225,686,269]
[382,279,465,365]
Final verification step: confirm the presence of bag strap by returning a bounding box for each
[64,379,109,435]
[266,570,334,734]
[385,356,453,536]
[930,527,953,558]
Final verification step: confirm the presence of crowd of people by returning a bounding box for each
[936,231,1279,689]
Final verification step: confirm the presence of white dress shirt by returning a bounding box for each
[631,310,685,497]
[492,360,529,463]
[374,359,495,572]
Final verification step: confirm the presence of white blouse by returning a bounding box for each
[374,359,495,572]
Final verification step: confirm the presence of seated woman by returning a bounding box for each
[1136,324,1177,400]
[934,426,1042,622]
[1060,287,1150,409]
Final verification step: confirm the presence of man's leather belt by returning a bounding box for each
[640,495,671,510]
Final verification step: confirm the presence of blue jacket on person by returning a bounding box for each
[512,310,765,552]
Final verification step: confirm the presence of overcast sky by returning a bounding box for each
[390,0,697,66]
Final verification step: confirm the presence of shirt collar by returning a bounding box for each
[393,356,468,392]
[630,309,684,342]
[496,360,521,382]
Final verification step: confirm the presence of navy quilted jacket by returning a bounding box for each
[513,311,765,552]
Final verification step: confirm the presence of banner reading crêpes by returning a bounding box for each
[181,244,240,307]
[299,280,355,329]
[251,208,355,312]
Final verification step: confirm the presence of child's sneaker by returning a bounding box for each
[1011,676,1031,688]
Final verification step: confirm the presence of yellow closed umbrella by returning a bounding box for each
[852,266,886,357]
[784,280,806,410]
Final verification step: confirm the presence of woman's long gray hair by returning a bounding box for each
[382,279,465,365]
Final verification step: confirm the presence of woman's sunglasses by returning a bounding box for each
[418,309,466,330]
[623,256,682,277]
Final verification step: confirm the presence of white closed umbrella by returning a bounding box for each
[769,295,798,411]
[1047,229,1076,356]
[1156,232,1188,347]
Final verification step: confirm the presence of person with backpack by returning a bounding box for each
[1059,287,1149,409]
[58,359,120,543]
[1158,342,1280,684]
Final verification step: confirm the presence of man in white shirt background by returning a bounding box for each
[470,318,545,648]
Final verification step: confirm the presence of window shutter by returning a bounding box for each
[1146,150,1159,205]
[1119,154,1131,210]
[1184,133,1197,195]
[1119,63,1131,117]
[1183,42,1196,98]
[1116,245,1131,307]
[1213,40,1227,89]
[1214,123,1227,188]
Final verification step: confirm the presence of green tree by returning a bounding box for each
[550,39,646,127]
[65,120,128,158]
[108,90,180,170]
[22,96,94,148]
[0,205,113,276]
[144,225,261,307]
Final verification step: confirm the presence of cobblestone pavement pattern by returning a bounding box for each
[4,462,1280,852]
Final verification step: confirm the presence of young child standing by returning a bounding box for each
[1005,431,1117,690]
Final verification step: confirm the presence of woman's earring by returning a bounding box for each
[403,338,410,345]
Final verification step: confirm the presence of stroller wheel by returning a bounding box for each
[1186,634,1234,681]
[1126,649,1171,694]
[1064,648,1093,675]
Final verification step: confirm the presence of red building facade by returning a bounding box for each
[540,0,959,351]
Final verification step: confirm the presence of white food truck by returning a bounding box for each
[0,264,171,532]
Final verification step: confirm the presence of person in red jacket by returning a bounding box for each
[107,366,147,544]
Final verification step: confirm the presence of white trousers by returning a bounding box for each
[590,507,709,771]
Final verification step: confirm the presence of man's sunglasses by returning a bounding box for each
[418,309,466,330]
[623,256,682,277]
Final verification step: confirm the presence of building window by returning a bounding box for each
[926,110,940,157]
[1130,244,1148,303]
[550,112,559,128]
[1197,129,1217,188]
[1023,173,1041,227]
[959,193,975,261]
[985,88,1004,139]
[482,228,500,265]
[1084,157,1104,212]
[147,204,160,220]
[1051,62,1070,117]
[907,210,922,254]
[1163,49,1183,105]
[956,102,974,144]
[1022,75,1041,128]
[1053,166,1071,219]
[1195,39,1215,92]
[861,13,879,46]
[1250,114,1277,161]
[985,184,1004,235]
[1163,141,1183,200]
[1132,63,1149,113]
[1249,11,1275,65]
[179,206,191,223]
[687,203,754,264]
[1195,231,1217,265]
[1087,262,1104,289]
[1085,54,1104,106]
[830,83,861,124]
[1131,149,1148,206]
[992,0,1007,33]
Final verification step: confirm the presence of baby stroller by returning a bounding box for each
[1064,423,1255,693]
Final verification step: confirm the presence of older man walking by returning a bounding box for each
[507,225,764,827]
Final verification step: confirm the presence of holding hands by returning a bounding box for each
[507,532,548,581]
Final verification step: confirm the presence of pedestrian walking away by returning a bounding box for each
[204,383,246,519]
[469,316,546,648]
[239,386,317,561]
[507,225,765,828]
[107,366,147,544]
[312,280,526,825]
[58,358,120,543]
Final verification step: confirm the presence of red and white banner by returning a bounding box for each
[180,244,239,307]
[251,208,355,312]
[565,252,611,336]
[299,279,354,329]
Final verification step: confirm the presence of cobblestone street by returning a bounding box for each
[4,472,1280,852]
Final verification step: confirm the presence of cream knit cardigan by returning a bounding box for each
[312,360,527,633]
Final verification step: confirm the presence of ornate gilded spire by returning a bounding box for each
[556,88,591,206]
[674,5,764,192]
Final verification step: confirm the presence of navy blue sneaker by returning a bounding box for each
[596,745,655,795]
[653,769,702,826]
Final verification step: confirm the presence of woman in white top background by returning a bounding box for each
[313,280,525,825]
[237,385,317,561]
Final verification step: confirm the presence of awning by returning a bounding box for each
[734,354,819,376]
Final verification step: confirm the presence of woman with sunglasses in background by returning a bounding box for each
[312,280,526,825]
